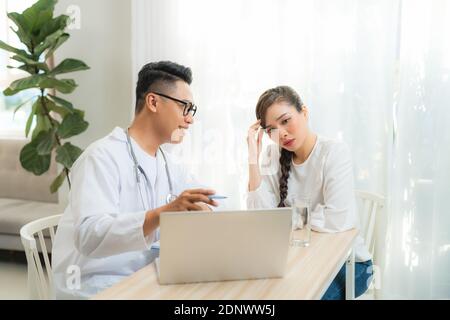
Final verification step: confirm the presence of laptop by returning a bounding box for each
[155,208,292,285]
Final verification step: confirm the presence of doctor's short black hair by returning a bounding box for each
[135,61,193,114]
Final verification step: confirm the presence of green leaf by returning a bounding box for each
[11,54,49,72]
[7,12,31,32]
[56,142,82,169]
[57,113,89,139]
[49,104,71,117]
[48,94,73,110]
[8,1,61,52]
[32,113,52,140]
[50,170,66,193]
[43,96,71,117]
[36,129,56,155]
[11,53,39,64]
[8,64,37,75]
[0,40,29,56]
[45,33,69,59]
[4,75,43,95]
[29,9,53,39]
[3,75,77,96]
[25,113,34,137]
[45,78,77,94]
[22,0,56,35]
[27,0,57,12]
[17,64,38,75]
[25,99,39,137]
[73,109,85,119]
[34,29,64,57]
[50,58,90,75]
[13,95,37,116]
[20,136,51,175]
[36,15,70,45]
[7,12,33,51]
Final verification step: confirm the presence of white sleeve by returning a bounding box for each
[310,143,357,233]
[246,176,279,209]
[71,150,152,258]
[246,144,279,209]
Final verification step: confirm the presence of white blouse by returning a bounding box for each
[246,135,371,262]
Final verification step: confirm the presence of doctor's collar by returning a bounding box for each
[111,126,129,142]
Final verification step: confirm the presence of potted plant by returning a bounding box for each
[0,0,90,193]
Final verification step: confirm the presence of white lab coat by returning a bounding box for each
[52,127,207,299]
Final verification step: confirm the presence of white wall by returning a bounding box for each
[55,0,133,149]
[54,0,133,204]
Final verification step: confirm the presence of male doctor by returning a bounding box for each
[52,61,218,299]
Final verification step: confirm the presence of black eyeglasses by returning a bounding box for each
[151,92,197,117]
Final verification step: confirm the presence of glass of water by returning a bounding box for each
[289,195,311,247]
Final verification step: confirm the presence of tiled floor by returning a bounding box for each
[0,260,28,299]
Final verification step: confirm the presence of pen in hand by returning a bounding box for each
[208,195,227,200]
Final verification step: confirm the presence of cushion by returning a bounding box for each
[0,138,58,203]
[0,198,66,236]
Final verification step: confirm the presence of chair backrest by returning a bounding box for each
[20,214,62,300]
[355,190,385,256]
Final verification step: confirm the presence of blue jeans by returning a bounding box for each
[321,260,373,300]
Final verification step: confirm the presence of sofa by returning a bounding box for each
[0,138,66,251]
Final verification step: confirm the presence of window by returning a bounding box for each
[0,0,37,137]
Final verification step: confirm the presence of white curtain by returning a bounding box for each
[382,0,450,299]
[132,0,450,299]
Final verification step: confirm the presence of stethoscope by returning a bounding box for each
[125,128,177,209]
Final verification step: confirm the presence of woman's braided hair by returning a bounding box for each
[255,86,303,207]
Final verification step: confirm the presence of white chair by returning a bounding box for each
[20,214,62,300]
[355,190,385,256]
[354,190,384,300]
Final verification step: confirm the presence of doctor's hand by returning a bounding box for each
[143,189,218,236]
[247,120,263,165]
[163,189,218,212]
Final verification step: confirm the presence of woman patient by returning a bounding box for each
[246,85,373,299]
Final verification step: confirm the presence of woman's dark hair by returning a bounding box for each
[255,86,304,207]
[135,61,192,113]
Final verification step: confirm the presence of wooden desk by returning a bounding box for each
[93,229,358,300]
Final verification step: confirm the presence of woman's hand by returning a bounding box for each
[247,120,263,191]
[247,120,264,165]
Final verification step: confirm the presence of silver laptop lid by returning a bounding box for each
[158,208,292,285]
